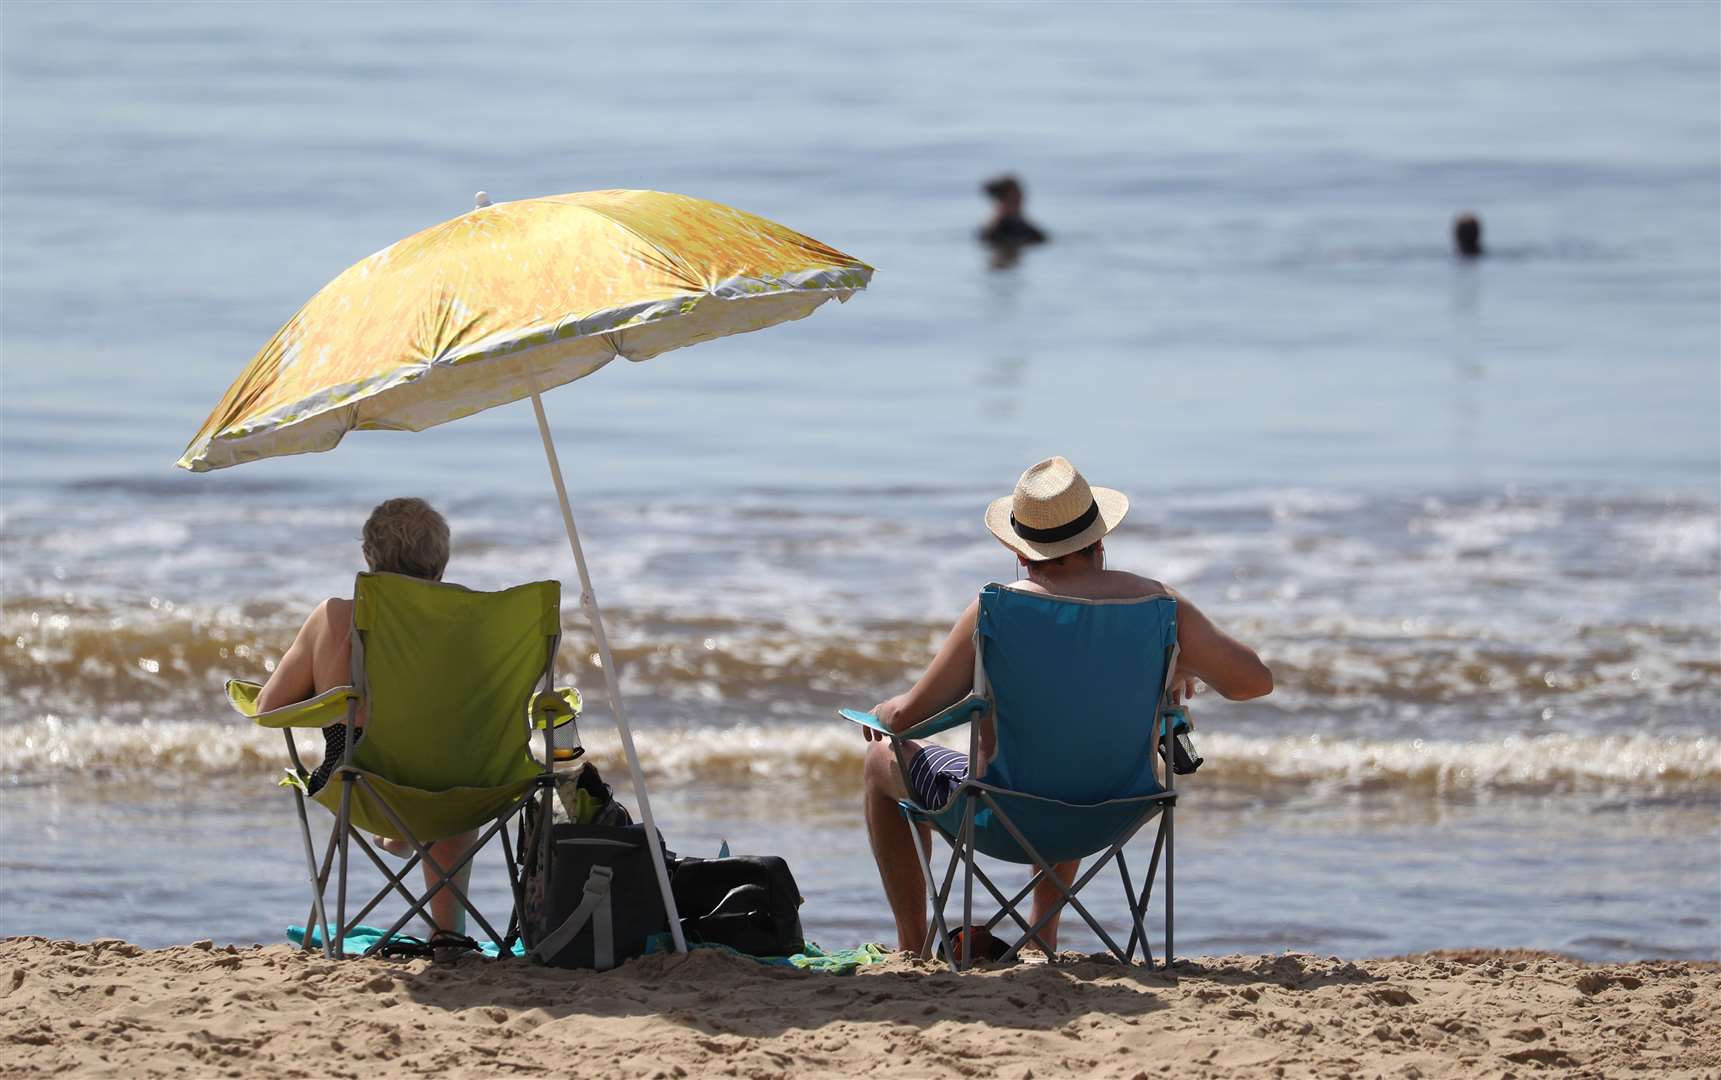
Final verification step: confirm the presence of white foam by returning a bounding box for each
[5,716,1715,798]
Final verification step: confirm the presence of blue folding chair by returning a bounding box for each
[842,584,1185,970]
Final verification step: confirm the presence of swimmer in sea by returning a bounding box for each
[1454,212,1484,258]
[980,174,1048,267]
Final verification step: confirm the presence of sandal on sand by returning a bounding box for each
[377,935,433,960]
[949,927,1014,964]
[429,930,481,964]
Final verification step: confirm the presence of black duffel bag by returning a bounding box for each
[518,800,669,970]
[670,855,805,957]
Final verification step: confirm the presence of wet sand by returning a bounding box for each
[2,938,1716,1078]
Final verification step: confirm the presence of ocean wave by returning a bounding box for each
[4,716,1716,800]
[4,593,1715,719]
[5,486,1716,765]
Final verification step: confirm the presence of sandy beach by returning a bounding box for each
[3,938,1715,1078]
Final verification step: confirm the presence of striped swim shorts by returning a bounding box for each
[904,744,969,810]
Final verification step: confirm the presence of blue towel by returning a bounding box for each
[287,924,524,958]
[285,925,886,972]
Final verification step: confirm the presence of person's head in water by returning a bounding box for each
[979,173,1048,259]
[983,175,1026,217]
[362,497,450,580]
[1453,212,1483,258]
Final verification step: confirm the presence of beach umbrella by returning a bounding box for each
[178,189,874,952]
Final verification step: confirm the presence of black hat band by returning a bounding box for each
[1010,499,1099,544]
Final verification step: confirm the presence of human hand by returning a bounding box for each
[863,698,899,743]
[1171,675,1200,706]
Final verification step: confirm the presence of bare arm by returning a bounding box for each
[1169,588,1272,701]
[867,599,980,739]
[255,599,351,713]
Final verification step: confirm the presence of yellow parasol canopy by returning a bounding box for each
[177,189,872,472]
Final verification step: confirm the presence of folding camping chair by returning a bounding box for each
[225,572,579,959]
[842,584,1184,971]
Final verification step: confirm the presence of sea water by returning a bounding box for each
[2,1,1717,960]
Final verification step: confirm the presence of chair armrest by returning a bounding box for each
[837,695,986,742]
[531,687,583,730]
[225,679,357,729]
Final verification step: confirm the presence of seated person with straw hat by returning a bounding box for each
[861,457,1273,955]
[255,497,477,940]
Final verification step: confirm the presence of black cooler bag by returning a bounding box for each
[519,807,669,970]
[671,855,805,956]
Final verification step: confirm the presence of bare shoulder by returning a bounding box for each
[1106,570,1168,599]
[312,597,353,634]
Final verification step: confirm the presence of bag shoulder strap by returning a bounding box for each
[530,865,615,969]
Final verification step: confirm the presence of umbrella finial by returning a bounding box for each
[474,191,493,209]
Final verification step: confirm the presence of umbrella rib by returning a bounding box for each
[566,204,704,292]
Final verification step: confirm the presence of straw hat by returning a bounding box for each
[985,456,1128,561]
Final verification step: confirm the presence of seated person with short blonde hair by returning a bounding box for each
[256,497,476,938]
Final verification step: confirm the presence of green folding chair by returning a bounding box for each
[226,571,579,959]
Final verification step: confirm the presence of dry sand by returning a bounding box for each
[1,937,1716,1078]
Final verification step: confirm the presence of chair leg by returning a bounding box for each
[303,817,340,957]
[926,836,965,961]
[960,799,976,971]
[499,817,522,951]
[1126,813,1168,965]
[288,787,334,957]
[901,806,958,971]
[335,774,354,959]
[1164,803,1174,969]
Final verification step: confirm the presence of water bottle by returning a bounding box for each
[551,745,585,823]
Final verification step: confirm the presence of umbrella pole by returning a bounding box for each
[526,379,688,954]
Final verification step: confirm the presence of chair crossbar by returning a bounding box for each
[958,779,1176,811]
[914,780,1171,971]
[926,827,1055,963]
[941,838,1054,954]
[337,831,425,934]
[352,831,424,908]
[1123,812,1169,962]
[977,791,1129,963]
[354,776,532,956]
[1115,849,1152,966]
[349,780,499,953]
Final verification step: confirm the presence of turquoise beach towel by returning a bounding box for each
[286,925,888,974]
[289,923,524,958]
